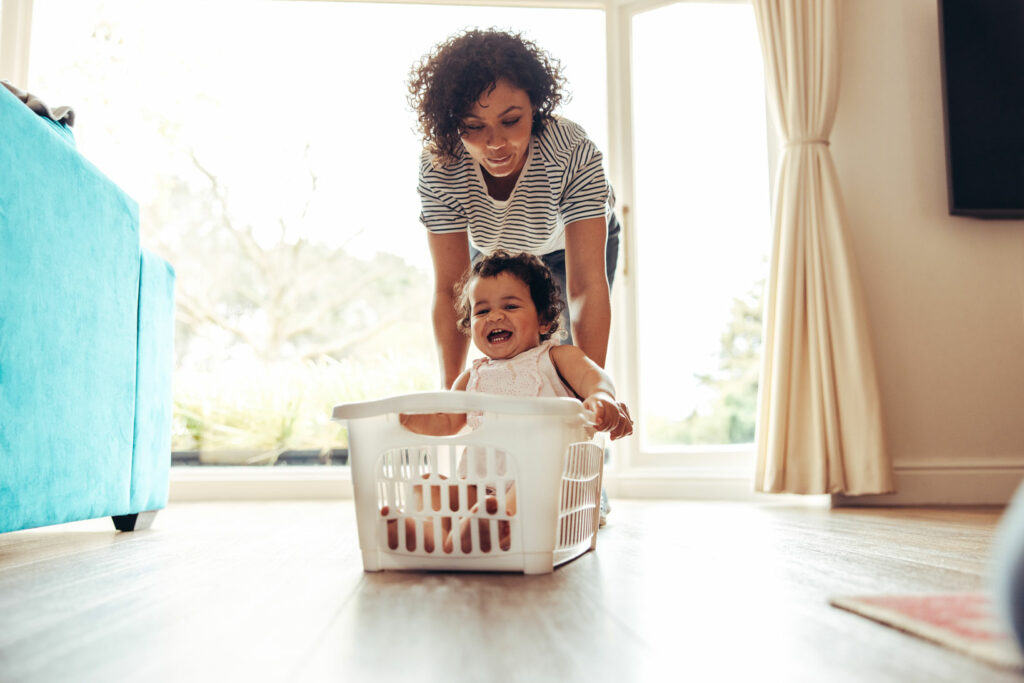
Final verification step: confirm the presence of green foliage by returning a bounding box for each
[172,353,436,461]
[139,130,437,462]
[646,279,764,446]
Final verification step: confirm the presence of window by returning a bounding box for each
[12,0,775,493]
[626,1,772,458]
[25,0,607,466]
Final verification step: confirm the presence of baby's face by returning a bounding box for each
[467,272,549,360]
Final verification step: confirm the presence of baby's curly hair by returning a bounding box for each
[455,250,564,342]
[408,28,568,167]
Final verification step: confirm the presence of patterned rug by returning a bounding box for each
[830,593,1024,671]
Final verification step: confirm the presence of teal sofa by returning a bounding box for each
[0,85,175,533]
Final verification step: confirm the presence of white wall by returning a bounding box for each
[831,0,1024,505]
[0,0,32,86]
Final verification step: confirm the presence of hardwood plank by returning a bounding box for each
[0,503,365,682]
[0,501,1020,683]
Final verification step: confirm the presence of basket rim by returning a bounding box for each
[332,391,585,421]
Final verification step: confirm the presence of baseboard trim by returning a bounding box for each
[168,466,803,503]
[168,463,1024,506]
[603,467,831,505]
[170,467,352,502]
[833,464,1024,507]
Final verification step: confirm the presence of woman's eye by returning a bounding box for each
[464,124,483,131]
[502,118,521,127]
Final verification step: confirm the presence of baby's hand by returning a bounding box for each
[582,393,634,440]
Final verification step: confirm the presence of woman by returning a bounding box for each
[408,28,622,390]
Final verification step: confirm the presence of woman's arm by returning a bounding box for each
[550,345,633,440]
[564,216,611,368]
[427,231,472,389]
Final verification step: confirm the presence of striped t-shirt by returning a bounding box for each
[417,117,614,256]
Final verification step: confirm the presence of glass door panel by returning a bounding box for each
[631,1,772,450]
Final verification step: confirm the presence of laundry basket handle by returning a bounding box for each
[332,391,584,421]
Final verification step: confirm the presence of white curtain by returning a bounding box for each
[751,0,894,495]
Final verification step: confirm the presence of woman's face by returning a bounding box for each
[460,78,534,178]
[468,272,549,360]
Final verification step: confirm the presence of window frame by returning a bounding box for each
[2,0,773,500]
[606,0,771,491]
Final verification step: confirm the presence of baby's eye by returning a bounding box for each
[473,308,489,317]
[504,304,519,310]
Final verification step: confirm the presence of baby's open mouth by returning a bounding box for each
[487,329,512,343]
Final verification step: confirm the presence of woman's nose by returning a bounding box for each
[486,128,505,149]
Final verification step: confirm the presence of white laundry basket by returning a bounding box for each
[333,391,604,575]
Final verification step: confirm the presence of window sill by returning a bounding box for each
[168,462,827,504]
[170,466,353,502]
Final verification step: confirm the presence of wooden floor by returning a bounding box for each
[0,500,1020,683]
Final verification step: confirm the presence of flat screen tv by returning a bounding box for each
[938,0,1024,218]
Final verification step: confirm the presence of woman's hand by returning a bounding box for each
[582,392,634,440]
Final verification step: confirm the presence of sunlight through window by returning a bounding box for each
[631,2,772,448]
[28,0,606,463]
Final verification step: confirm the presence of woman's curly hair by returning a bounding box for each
[408,29,568,167]
[455,250,564,342]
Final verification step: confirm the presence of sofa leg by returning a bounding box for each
[112,510,159,532]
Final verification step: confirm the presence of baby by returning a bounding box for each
[404,249,632,436]
[386,250,632,553]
